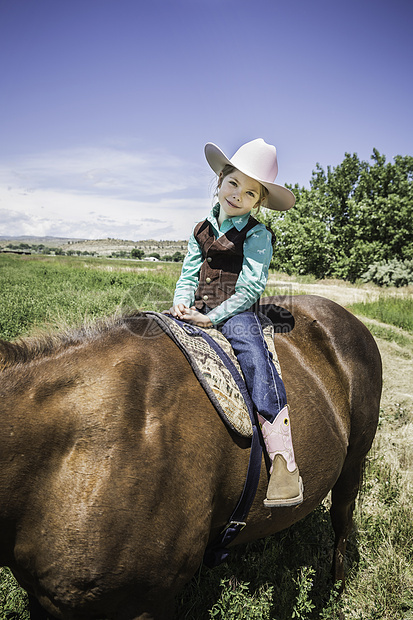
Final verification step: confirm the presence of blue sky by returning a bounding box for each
[1,0,412,240]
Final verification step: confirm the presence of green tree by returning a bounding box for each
[131,248,144,259]
[262,150,413,281]
[171,251,185,262]
[262,188,334,277]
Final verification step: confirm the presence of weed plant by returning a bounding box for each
[0,568,29,620]
[0,256,412,619]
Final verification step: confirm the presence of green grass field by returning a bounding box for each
[1,254,412,620]
[0,254,181,340]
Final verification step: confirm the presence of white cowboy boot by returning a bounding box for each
[258,405,303,508]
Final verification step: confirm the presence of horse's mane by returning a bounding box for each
[0,312,145,370]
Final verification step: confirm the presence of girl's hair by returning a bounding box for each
[215,164,269,211]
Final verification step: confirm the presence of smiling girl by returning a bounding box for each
[168,138,303,508]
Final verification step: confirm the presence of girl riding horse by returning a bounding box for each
[168,138,303,508]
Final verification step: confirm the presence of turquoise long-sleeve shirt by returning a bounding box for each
[173,204,273,325]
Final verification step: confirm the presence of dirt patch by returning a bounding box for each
[375,337,413,413]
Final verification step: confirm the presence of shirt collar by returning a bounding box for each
[207,203,252,232]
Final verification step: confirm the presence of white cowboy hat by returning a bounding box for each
[204,138,295,211]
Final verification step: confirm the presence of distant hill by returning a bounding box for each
[60,238,188,256]
[0,236,188,256]
[0,235,85,244]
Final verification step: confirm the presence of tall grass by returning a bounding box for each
[0,256,412,619]
[348,295,413,333]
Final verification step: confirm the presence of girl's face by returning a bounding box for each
[218,170,262,219]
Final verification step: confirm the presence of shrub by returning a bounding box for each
[361,259,413,287]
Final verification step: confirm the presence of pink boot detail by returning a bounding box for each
[258,405,297,472]
[258,405,303,508]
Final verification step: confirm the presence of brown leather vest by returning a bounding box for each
[193,216,261,311]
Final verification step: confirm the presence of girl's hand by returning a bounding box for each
[166,303,189,320]
[180,307,213,328]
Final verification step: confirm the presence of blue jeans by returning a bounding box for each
[220,312,287,423]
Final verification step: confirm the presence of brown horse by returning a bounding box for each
[0,295,381,620]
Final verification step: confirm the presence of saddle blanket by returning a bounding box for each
[146,312,282,438]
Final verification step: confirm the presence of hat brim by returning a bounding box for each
[205,142,295,211]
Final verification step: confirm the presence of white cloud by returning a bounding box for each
[0,146,214,239]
